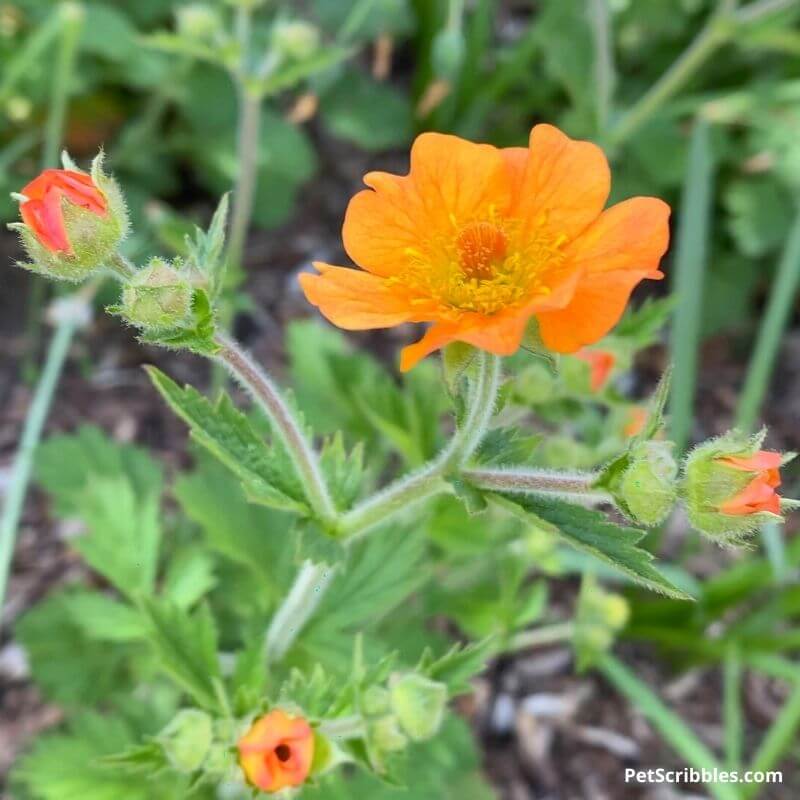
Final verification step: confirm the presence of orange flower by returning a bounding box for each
[623,406,648,438]
[299,124,670,371]
[19,169,107,253]
[718,451,782,516]
[575,348,615,391]
[237,710,314,793]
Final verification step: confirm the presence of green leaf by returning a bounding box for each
[173,453,296,602]
[140,289,219,355]
[14,590,135,706]
[474,426,542,467]
[184,193,229,298]
[140,599,222,712]
[491,493,691,599]
[320,67,413,150]
[320,433,365,510]
[613,297,676,350]
[147,367,308,513]
[71,476,161,599]
[162,547,217,610]
[11,712,193,800]
[258,46,353,96]
[63,591,147,642]
[418,638,496,696]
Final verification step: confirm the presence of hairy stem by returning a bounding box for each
[462,466,611,504]
[339,352,502,538]
[265,561,335,663]
[213,331,338,528]
[508,622,575,652]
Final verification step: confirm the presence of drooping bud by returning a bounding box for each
[237,709,314,794]
[158,709,213,774]
[389,673,447,742]
[608,440,679,526]
[119,258,193,330]
[11,152,128,282]
[683,430,794,544]
[271,19,320,62]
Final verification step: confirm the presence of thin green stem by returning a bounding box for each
[723,644,743,771]
[42,3,84,169]
[508,622,574,652]
[608,1,734,147]
[338,353,501,538]
[735,208,800,432]
[741,681,800,799]
[588,0,615,135]
[264,561,335,663]
[0,286,96,617]
[213,331,338,529]
[669,118,715,453]
[598,653,739,800]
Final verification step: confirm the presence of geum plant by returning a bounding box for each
[9,124,798,797]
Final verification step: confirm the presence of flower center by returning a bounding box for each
[274,744,292,762]
[455,222,508,281]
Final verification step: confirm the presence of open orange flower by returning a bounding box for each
[300,124,670,371]
[718,451,782,516]
[20,169,107,253]
[237,709,314,793]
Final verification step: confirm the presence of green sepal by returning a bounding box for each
[139,288,219,355]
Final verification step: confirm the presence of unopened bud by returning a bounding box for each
[271,20,320,62]
[176,4,220,40]
[369,715,408,753]
[612,440,678,526]
[11,152,128,282]
[120,258,193,330]
[158,709,213,774]
[390,673,447,742]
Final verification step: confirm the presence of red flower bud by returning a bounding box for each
[717,451,782,516]
[20,169,107,253]
[575,348,615,392]
[237,709,314,794]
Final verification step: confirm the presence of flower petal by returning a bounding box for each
[536,197,670,352]
[299,263,415,329]
[343,132,511,276]
[515,124,610,243]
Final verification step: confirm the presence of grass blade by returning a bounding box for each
[669,118,715,452]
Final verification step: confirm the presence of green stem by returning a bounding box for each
[669,118,715,453]
[608,1,734,147]
[264,561,335,663]
[508,622,574,652]
[338,353,501,538]
[735,207,800,432]
[462,466,610,504]
[0,289,95,616]
[42,3,84,169]
[741,681,800,799]
[213,331,337,529]
[318,715,366,741]
[225,85,262,274]
[589,0,615,135]
[723,644,743,771]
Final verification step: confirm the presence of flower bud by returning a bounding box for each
[176,4,220,40]
[573,577,629,671]
[684,430,793,543]
[573,348,616,392]
[390,673,447,742]
[362,685,392,717]
[611,440,678,526]
[120,258,193,330]
[271,20,320,62]
[369,715,408,754]
[158,709,213,774]
[12,153,128,282]
[237,709,314,794]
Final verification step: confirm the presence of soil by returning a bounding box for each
[1,130,799,799]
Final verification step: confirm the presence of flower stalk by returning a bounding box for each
[462,466,611,505]
[213,331,338,529]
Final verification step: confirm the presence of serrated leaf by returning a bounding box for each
[278,664,343,718]
[184,193,229,298]
[418,638,496,696]
[162,547,217,610]
[320,433,365,510]
[140,599,222,712]
[613,297,676,349]
[71,476,161,600]
[474,426,542,467]
[64,591,147,642]
[101,741,170,776]
[490,493,691,600]
[147,367,308,514]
